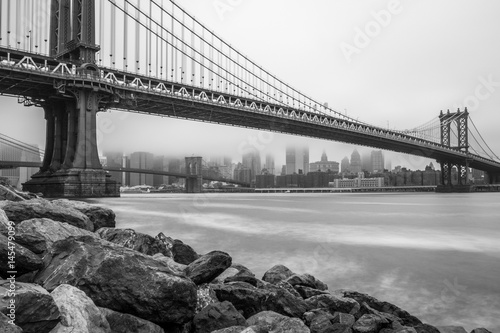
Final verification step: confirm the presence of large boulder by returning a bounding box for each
[152,253,187,275]
[96,228,170,256]
[185,251,232,285]
[305,294,360,316]
[295,285,330,299]
[155,232,174,257]
[262,264,294,284]
[172,239,199,265]
[212,264,255,284]
[286,273,328,291]
[49,284,110,333]
[100,307,165,333]
[51,199,116,230]
[34,235,197,326]
[0,185,25,202]
[304,309,336,333]
[192,301,247,333]
[14,218,97,254]
[0,234,43,278]
[247,311,309,333]
[353,314,389,333]
[0,280,60,333]
[2,199,93,231]
[0,312,23,333]
[337,290,421,327]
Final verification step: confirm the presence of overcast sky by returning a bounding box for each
[1,0,499,170]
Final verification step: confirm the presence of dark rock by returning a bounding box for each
[34,235,197,326]
[0,208,9,235]
[2,199,93,231]
[295,285,330,299]
[272,318,310,332]
[360,302,402,325]
[0,312,23,333]
[0,280,60,333]
[262,264,294,284]
[15,218,96,254]
[196,284,219,313]
[276,280,302,298]
[52,199,116,230]
[338,290,422,327]
[305,294,360,316]
[331,323,353,333]
[286,273,328,291]
[50,284,110,333]
[261,283,310,318]
[172,239,199,265]
[247,311,289,330]
[352,314,389,333]
[193,301,247,333]
[212,264,255,284]
[304,309,335,330]
[0,234,43,278]
[414,324,441,333]
[152,253,187,275]
[100,307,165,333]
[155,232,174,257]
[0,185,25,202]
[97,227,170,256]
[470,329,492,333]
[211,327,251,333]
[332,312,356,326]
[185,250,232,285]
[225,274,261,287]
[435,327,468,333]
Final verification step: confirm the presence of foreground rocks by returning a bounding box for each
[97,227,170,256]
[51,199,116,230]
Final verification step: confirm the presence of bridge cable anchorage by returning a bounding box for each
[102,0,367,124]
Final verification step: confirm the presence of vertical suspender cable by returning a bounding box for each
[0,0,4,43]
[135,0,140,72]
[99,0,104,64]
[160,0,164,78]
[171,1,175,80]
[6,0,10,47]
[181,10,185,83]
[110,0,116,66]
[123,0,128,71]
[147,0,151,75]
[15,0,20,49]
[155,2,159,78]
[191,18,195,85]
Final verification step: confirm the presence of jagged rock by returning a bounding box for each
[52,199,116,230]
[0,312,23,333]
[273,280,302,298]
[196,284,219,312]
[262,264,294,284]
[96,227,170,256]
[295,285,330,299]
[152,253,187,275]
[470,329,492,333]
[0,234,43,278]
[49,284,110,333]
[211,327,254,333]
[2,199,93,231]
[435,327,468,333]
[272,317,310,332]
[100,307,165,333]
[212,264,255,284]
[247,310,309,332]
[286,273,328,291]
[305,294,360,316]
[332,312,356,326]
[185,251,232,285]
[414,324,441,333]
[211,281,309,319]
[0,208,11,235]
[155,232,174,257]
[0,280,60,333]
[172,239,199,265]
[192,301,247,333]
[225,274,261,287]
[34,235,197,326]
[353,314,389,333]
[331,324,353,333]
[304,309,335,332]
[337,290,421,326]
[0,184,25,201]
[389,326,418,333]
[14,218,96,254]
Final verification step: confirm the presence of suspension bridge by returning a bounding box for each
[0,0,499,197]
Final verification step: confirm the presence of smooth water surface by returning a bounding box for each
[86,192,500,331]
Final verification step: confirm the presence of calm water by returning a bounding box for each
[86,192,500,331]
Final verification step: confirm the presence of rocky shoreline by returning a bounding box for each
[0,178,494,333]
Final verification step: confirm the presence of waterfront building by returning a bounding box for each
[286,145,309,175]
[233,163,253,184]
[309,150,339,173]
[256,174,275,188]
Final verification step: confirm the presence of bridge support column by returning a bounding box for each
[23,90,120,197]
[185,157,203,193]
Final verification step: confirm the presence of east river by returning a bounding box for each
[86,192,500,331]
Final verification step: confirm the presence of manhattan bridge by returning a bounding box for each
[0,0,499,197]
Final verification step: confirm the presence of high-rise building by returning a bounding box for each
[371,150,385,173]
[153,155,168,187]
[233,163,252,184]
[361,152,372,173]
[104,151,123,185]
[242,149,261,181]
[0,142,41,189]
[129,152,154,186]
[341,156,350,173]
[264,153,275,175]
[285,145,309,175]
[350,149,362,173]
[309,150,339,173]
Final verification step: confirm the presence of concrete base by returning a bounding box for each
[436,185,474,193]
[23,169,120,198]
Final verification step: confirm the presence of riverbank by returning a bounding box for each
[0,188,497,332]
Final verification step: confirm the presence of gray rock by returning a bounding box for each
[49,284,110,333]
[97,227,170,256]
[353,314,389,333]
[272,317,310,332]
[212,264,255,284]
[172,239,199,265]
[414,324,441,333]
[211,327,252,333]
[15,218,96,254]
[275,280,302,298]
[185,251,232,285]
[34,235,197,326]
[100,307,165,333]
[0,280,60,333]
[0,234,43,278]
[246,310,309,332]
[286,273,328,291]
[2,199,93,231]
[51,199,116,230]
[0,312,23,333]
[435,327,468,333]
[262,264,294,284]
[305,294,360,316]
[196,284,219,313]
[332,312,356,327]
[470,329,492,333]
[0,184,25,202]
[193,301,247,333]
[155,232,174,257]
[295,285,330,299]
[0,208,11,236]
[152,253,187,275]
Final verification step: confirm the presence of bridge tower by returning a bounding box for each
[23,0,120,197]
[185,157,203,193]
[437,108,472,192]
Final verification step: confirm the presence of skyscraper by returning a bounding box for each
[371,150,385,173]
[285,145,309,175]
[341,156,350,173]
[350,149,362,173]
[129,152,154,186]
[242,149,261,181]
[264,153,275,175]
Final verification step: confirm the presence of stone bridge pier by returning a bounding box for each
[185,157,203,193]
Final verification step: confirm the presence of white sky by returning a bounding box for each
[1,0,500,170]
